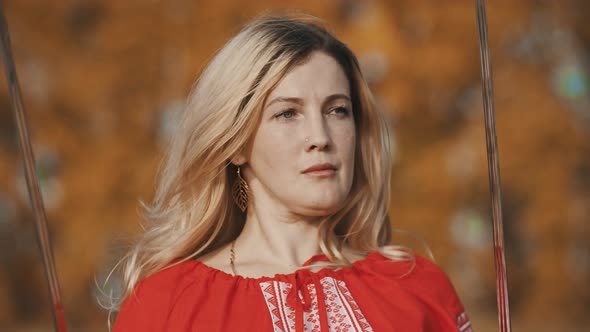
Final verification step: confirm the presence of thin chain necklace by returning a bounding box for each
[230,239,237,276]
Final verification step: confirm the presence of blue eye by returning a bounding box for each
[332,106,350,116]
[276,109,296,119]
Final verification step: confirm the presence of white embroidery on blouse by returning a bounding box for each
[259,276,374,332]
[456,311,473,332]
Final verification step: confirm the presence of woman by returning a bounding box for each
[111,15,472,332]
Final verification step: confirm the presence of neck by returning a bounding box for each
[235,205,323,269]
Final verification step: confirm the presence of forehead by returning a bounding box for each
[265,52,350,103]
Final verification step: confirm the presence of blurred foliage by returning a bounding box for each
[0,0,589,331]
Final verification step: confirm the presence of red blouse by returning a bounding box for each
[113,252,473,331]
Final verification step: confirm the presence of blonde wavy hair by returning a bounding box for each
[106,14,417,316]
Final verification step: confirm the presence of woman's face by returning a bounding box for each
[240,51,356,217]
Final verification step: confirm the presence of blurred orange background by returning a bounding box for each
[1,0,589,331]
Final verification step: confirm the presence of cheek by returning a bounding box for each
[334,123,356,158]
[250,127,295,172]
[336,124,356,185]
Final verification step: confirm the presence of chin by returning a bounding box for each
[299,200,345,216]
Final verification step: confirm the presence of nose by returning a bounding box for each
[305,112,331,152]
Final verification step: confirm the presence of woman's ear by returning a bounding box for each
[230,152,246,166]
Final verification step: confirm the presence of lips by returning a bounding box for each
[302,163,337,173]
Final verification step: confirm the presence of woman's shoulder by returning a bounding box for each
[366,251,454,281]
[127,258,201,300]
[358,251,470,328]
[113,259,200,331]
[361,252,461,298]
[365,251,467,314]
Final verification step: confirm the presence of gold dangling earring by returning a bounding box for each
[232,166,249,212]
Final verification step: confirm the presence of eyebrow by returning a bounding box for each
[265,94,351,108]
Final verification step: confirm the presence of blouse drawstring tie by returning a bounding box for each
[285,259,331,331]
